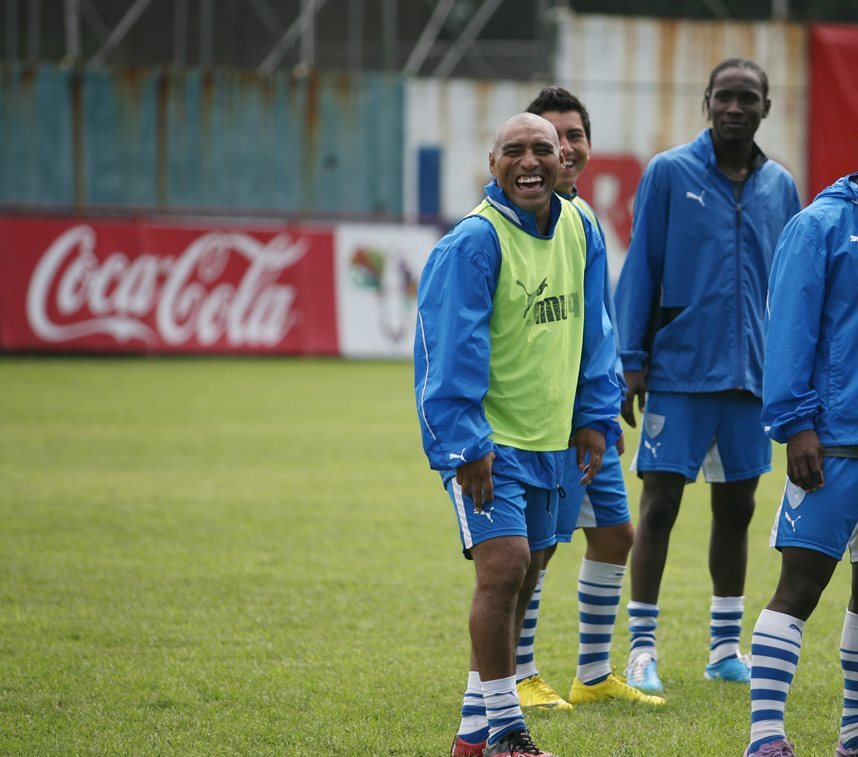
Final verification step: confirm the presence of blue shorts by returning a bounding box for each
[631,391,771,483]
[447,472,561,559]
[770,458,858,562]
[556,444,630,542]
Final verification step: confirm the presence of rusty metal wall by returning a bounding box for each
[1,15,808,232]
[406,14,807,219]
[551,12,807,187]
[0,66,404,216]
[0,66,76,206]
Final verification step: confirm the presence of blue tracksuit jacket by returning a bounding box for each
[415,180,622,490]
[615,129,800,396]
[762,173,858,446]
[568,192,627,399]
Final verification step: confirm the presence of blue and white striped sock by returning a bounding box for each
[482,676,525,746]
[748,608,804,752]
[628,600,659,663]
[457,670,488,743]
[709,595,744,665]
[515,569,546,682]
[576,559,625,684]
[840,610,858,752]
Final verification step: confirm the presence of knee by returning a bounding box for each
[770,577,826,621]
[712,481,757,528]
[588,522,635,563]
[639,498,680,531]
[475,543,531,596]
[616,522,635,555]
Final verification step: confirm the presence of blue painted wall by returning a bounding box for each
[0,65,404,216]
[0,67,75,206]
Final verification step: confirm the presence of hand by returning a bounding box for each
[621,371,646,427]
[456,451,495,511]
[786,429,824,492]
[575,428,606,485]
[615,432,626,456]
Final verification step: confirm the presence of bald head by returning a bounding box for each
[492,112,560,158]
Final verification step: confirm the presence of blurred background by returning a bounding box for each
[1,0,857,359]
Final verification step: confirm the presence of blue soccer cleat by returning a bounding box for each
[704,653,751,683]
[624,653,664,694]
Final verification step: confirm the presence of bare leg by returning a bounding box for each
[515,548,547,640]
[768,546,837,620]
[583,521,634,565]
[709,477,757,596]
[630,472,685,604]
[470,535,532,680]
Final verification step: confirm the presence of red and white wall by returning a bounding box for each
[0,216,439,357]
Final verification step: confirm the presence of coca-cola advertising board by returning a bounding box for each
[0,217,338,354]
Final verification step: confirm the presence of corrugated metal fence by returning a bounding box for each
[0,66,404,216]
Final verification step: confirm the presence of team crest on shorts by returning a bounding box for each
[644,413,666,439]
[785,479,806,509]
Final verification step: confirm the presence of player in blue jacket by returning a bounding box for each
[744,172,858,757]
[416,112,621,757]
[511,86,663,712]
[614,57,801,694]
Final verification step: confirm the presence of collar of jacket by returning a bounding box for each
[483,180,564,238]
[820,172,858,204]
[694,128,768,175]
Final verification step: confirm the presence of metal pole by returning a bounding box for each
[173,0,188,67]
[434,0,504,78]
[348,0,364,73]
[199,0,213,68]
[5,0,18,64]
[258,0,329,76]
[27,0,41,62]
[64,0,81,64]
[299,0,316,68]
[248,0,285,37]
[382,0,398,71]
[403,0,456,75]
[82,0,111,42]
[89,0,153,68]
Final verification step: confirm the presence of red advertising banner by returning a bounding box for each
[0,216,338,355]
[808,24,858,200]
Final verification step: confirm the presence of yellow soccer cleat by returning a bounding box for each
[516,674,573,711]
[568,673,666,706]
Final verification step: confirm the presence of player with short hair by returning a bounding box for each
[511,85,663,710]
[416,112,621,757]
[744,171,858,757]
[614,57,801,693]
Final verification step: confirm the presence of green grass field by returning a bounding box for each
[0,357,850,756]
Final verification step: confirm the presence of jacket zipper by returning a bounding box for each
[735,200,743,389]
